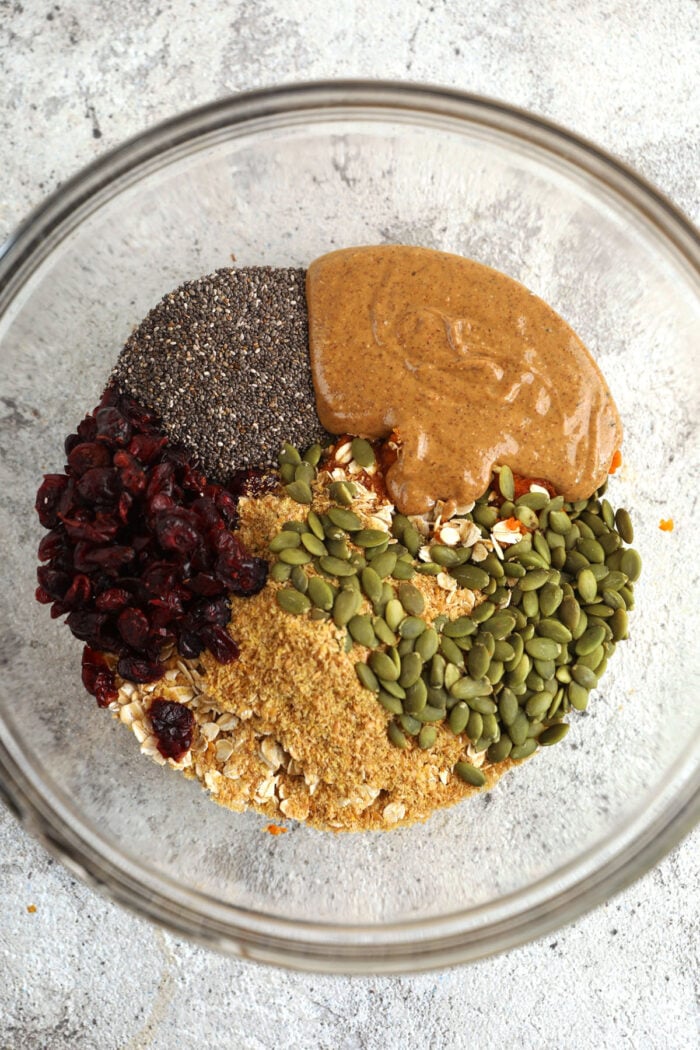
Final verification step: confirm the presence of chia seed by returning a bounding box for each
[111,267,330,481]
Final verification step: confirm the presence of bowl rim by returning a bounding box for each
[1,79,698,974]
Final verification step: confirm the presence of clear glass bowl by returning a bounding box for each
[0,83,698,973]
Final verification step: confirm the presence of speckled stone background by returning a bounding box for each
[1,2,698,1048]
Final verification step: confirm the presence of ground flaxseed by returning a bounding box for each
[111,267,330,481]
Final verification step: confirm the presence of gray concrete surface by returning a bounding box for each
[1,1,698,1047]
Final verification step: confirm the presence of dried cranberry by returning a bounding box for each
[38,528,68,562]
[117,607,150,651]
[36,565,71,600]
[128,433,167,463]
[188,572,225,596]
[77,467,119,505]
[177,630,203,660]
[149,698,194,761]
[95,587,132,612]
[35,474,70,528]
[95,406,132,447]
[116,654,164,683]
[200,625,239,663]
[63,574,92,608]
[86,545,135,573]
[154,511,201,554]
[67,442,112,476]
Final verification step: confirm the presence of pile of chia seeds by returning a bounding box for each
[111,267,330,481]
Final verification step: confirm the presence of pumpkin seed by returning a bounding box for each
[276,588,311,615]
[333,587,362,627]
[525,637,561,661]
[370,650,400,682]
[430,654,446,688]
[328,481,355,506]
[371,550,398,578]
[279,548,312,566]
[301,532,328,557]
[270,562,292,583]
[517,490,550,511]
[355,661,380,693]
[610,608,629,641]
[290,566,308,594]
[467,643,490,679]
[328,506,362,532]
[577,537,605,564]
[510,739,537,760]
[415,628,439,661]
[574,624,606,656]
[426,544,459,568]
[620,548,642,582]
[465,710,483,741]
[378,692,403,715]
[416,705,445,723]
[526,691,552,718]
[575,568,597,604]
[282,520,307,534]
[404,678,428,713]
[399,616,426,639]
[398,582,425,616]
[614,507,634,543]
[284,480,313,505]
[416,562,442,576]
[402,525,422,556]
[487,736,513,763]
[508,711,529,746]
[418,726,438,750]
[351,437,375,467]
[571,663,598,689]
[539,583,563,617]
[536,619,572,645]
[539,723,570,746]
[392,560,416,580]
[304,577,333,612]
[440,636,466,668]
[398,713,422,736]
[294,462,316,485]
[447,701,469,734]
[397,636,414,657]
[399,652,423,688]
[454,762,487,787]
[347,615,377,648]
[381,678,407,699]
[388,722,409,749]
[319,555,357,577]
[498,689,519,726]
[519,568,550,592]
[496,463,514,500]
[373,617,397,646]
[355,529,390,548]
[391,514,411,540]
[270,531,301,552]
[279,442,302,465]
[549,510,572,534]
[559,595,581,632]
[450,564,490,590]
[567,681,589,710]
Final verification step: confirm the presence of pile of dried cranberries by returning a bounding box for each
[35,385,268,707]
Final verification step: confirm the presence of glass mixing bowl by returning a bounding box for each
[0,83,698,973]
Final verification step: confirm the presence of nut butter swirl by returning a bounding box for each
[306,245,622,515]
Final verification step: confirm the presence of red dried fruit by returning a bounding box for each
[63,574,92,608]
[95,406,132,446]
[149,698,194,761]
[154,511,201,554]
[200,624,239,663]
[81,646,118,707]
[67,442,112,476]
[35,474,70,529]
[77,467,119,505]
[95,587,132,612]
[117,607,150,651]
[116,654,164,683]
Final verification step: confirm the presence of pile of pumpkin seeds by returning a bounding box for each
[269,445,640,789]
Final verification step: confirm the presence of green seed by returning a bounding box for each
[575,624,606,656]
[498,464,515,500]
[294,461,316,485]
[388,722,409,749]
[290,565,309,593]
[539,583,564,618]
[398,583,425,616]
[487,736,513,763]
[568,681,589,711]
[350,437,375,467]
[399,616,426,639]
[549,510,572,534]
[610,608,629,641]
[328,506,362,532]
[451,681,495,707]
[620,548,642,583]
[418,726,437,750]
[430,654,446,688]
[329,481,355,506]
[440,636,466,668]
[443,663,461,691]
[284,480,313,505]
[391,560,416,580]
[282,520,307,534]
[355,529,389,548]
[397,636,414,657]
[576,568,598,604]
[498,689,519,726]
[415,628,439,661]
[307,576,334,611]
[301,532,327,557]
[276,588,311,615]
[559,595,581,632]
[381,599,402,632]
[467,643,490,679]
[536,619,572,645]
[449,701,470,734]
[398,713,421,736]
[443,616,478,638]
[481,713,500,741]
[471,601,496,624]
[571,663,598,689]
[370,650,400,682]
[302,442,322,467]
[510,739,538,760]
[378,692,403,715]
[519,568,550,592]
[373,617,398,646]
[539,723,570,746]
[355,661,380,693]
[371,551,398,578]
[404,678,428,714]
[279,442,302,465]
[305,510,325,540]
[333,587,361,627]
[270,562,292,583]
[398,652,423,689]
[415,562,441,576]
[508,711,529,746]
[402,525,422,556]
[455,762,487,787]
[450,564,490,590]
[525,691,552,718]
[614,508,634,543]
[360,566,383,604]
[279,548,312,565]
[485,612,516,639]
[416,705,445,723]
[319,555,357,577]
[578,537,605,564]
[525,637,560,661]
[466,710,483,741]
[380,677,406,699]
[473,504,499,528]
[430,544,462,567]
[348,615,377,648]
[270,531,301,552]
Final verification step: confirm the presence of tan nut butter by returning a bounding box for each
[306,245,622,515]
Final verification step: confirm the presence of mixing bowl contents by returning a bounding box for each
[33,245,640,831]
